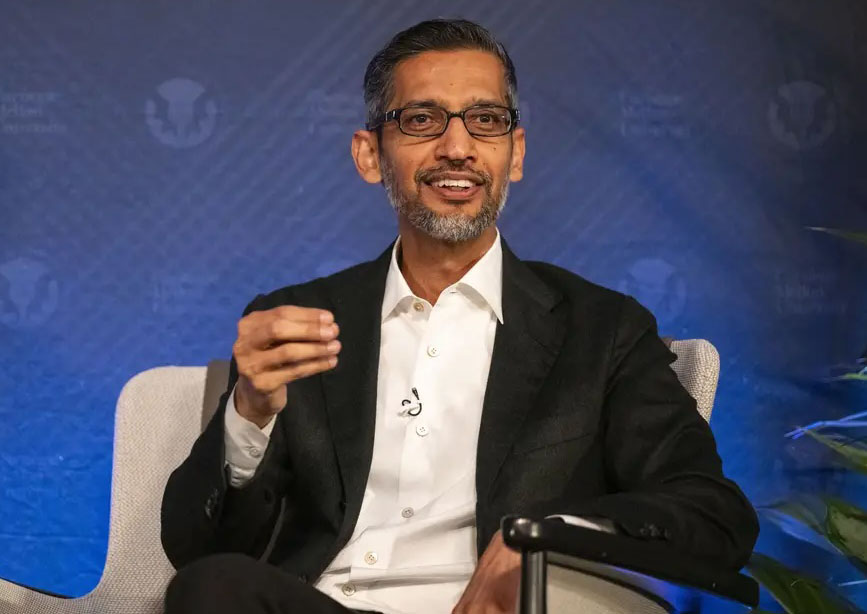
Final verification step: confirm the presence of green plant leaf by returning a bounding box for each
[824,497,867,573]
[759,500,840,554]
[747,552,862,614]
[832,373,867,382]
[808,227,867,246]
[760,496,867,576]
[801,430,867,475]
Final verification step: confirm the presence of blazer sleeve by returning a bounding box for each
[563,296,758,569]
[160,294,295,569]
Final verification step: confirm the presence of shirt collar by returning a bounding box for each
[381,229,504,324]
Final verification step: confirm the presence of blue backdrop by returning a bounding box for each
[1,0,865,607]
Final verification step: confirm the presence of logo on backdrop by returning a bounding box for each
[295,89,362,135]
[0,91,67,135]
[617,258,687,328]
[145,78,217,148]
[0,256,60,329]
[768,81,836,150]
[620,92,689,139]
[774,268,847,316]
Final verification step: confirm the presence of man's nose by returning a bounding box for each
[434,116,477,162]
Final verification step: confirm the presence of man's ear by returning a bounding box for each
[351,130,382,184]
[508,126,526,182]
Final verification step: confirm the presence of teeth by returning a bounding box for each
[433,179,474,188]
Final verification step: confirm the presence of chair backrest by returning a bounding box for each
[668,339,720,423]
[89,366,209,614]
[0,367,211,614]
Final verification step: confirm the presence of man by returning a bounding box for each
[161,18,758,614]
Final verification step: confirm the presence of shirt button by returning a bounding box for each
[341,583,356,596]
[413,302,424,312]
[415,424,429,437]
[364,551,378,565]
[401,507,414,518]
[248,447,262,458]
[427,345,439,357]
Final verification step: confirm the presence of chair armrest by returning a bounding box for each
[0,576,87,614]
[502,516,758,613]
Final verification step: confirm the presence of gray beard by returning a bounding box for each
[381,160,509,244]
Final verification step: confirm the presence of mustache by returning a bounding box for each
[414,165,491,186]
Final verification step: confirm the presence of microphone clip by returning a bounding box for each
[399,387,423,417]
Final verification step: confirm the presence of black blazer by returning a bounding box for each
[161,239,758,583]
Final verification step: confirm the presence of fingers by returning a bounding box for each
[239,306,338,350]
[249,339,342,374]
[245,354,339,394]
[234,306,342,395]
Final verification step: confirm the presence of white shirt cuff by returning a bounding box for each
[546,515,617,534]
[223,385,276,487]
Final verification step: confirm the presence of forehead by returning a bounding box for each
[389,49,508,108]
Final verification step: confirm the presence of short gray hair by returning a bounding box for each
[363,19,519,129]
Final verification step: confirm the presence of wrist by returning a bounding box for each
[233,388,276,429]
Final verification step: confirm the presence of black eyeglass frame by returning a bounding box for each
[366,104,521,137]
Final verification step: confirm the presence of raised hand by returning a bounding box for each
[232,306,340,427]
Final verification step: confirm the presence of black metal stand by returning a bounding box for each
[519,549,547,614]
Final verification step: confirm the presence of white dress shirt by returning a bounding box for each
[224,230,610,613]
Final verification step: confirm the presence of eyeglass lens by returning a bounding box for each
[399,106,512,136]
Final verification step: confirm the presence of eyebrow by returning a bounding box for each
[400,97,508,109]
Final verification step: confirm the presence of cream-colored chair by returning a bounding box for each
[0,340,732,614]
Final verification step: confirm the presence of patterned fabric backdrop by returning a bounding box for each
[1,0,865,601]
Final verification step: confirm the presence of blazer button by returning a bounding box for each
[638,525,650,537]
[204,489,219,520]
[297,573,308,583]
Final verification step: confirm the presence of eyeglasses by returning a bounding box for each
[367,104,520,137]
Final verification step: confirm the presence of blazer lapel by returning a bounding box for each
[321,244,393,534]
[476,240,567,505]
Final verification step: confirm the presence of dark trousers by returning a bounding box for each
[164,553,381,614]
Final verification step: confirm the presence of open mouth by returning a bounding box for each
[423,177,483,201]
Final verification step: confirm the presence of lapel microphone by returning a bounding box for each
[399,387,423,417]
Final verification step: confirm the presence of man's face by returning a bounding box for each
[360,49,525,243]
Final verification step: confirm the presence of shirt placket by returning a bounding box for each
[395,295,446,520]
[350,295,434,580]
